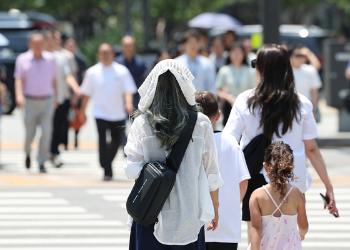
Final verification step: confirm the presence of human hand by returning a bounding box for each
[207,207,219,231]
[126,102,134,114]
[16,95,25,108]
[325,187,339,217]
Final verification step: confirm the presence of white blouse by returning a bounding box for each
[223,89,318,193]
[124,112,223,245]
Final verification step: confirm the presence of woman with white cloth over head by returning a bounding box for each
[124,59,223,250]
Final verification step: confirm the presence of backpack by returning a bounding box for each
[126,111,198,226]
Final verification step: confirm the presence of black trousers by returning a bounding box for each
[242,174,267,221]
[130,222,205,250]
[206,242,237,250]
[96,119,125,177]
[51,99,70,155]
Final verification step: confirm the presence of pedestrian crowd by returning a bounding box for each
[9,28,340,249]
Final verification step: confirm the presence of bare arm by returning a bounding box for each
[297,190,308,240]
[302,47,321,71]
[310,88,319,116]
[15,78,25,107]
[249,191,262,250]
[80,95,90,114]
[304,139,339,216]
[207,189,219,231]
[217,88,235,104]
[66,74,81,96]
[240,179,248,201]
[124,92,134,114]
[346,68,350,80]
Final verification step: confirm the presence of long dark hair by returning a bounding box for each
[248,44,300,139]
[139,70,197,149]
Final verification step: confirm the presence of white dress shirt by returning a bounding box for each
[176,54,216,92]
[81,62,136,121]
[124,112,223,245]
[223,89,318,192]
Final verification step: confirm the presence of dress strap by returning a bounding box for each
[263,185,294,215]
[263,185,280,211]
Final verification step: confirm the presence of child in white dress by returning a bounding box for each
[249,142,308,250]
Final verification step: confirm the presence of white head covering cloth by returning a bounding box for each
[138,59,196,112]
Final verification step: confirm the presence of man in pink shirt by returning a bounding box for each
[14,33,57,173]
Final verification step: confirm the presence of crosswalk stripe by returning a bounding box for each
[0,248,127,250]
[0,207,86,213]
[0,228,129,235]
[0,198,69,205]
[0,192,53,198]
[103,195,128,202]
[0,214,103,220]
[0,220,124,227]
[0,238,129,245]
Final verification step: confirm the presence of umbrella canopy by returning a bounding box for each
[188,12,241,31]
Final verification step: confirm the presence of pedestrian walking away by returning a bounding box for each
[80,43,136,181]
[124,59,223,250]
[249,142,308,250]
[195,91,250,250]
[223,44,339,243]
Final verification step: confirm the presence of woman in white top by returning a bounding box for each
[216,43,256,125]
[223,44,339,241]
[124,59,223,250]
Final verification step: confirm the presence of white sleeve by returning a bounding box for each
[309,66,322,89]
[123,69,137,94]
[124,118,145,179]
[202,119,224,191]
[302,101,318,140]
[236,145,251,182]
[80,70,94,96]
[223,98,245,142]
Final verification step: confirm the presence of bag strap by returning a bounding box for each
[166,111,198,173]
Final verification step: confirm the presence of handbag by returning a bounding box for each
[243,134,271,178]
[126,111,198,226]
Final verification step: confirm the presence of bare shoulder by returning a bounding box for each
[251,186,265,201]
[290,186,305,204]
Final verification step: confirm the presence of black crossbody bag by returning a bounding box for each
[126,111,198,226]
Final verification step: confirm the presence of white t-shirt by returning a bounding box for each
[293,64,321,100]
[205,132,250,243]
[81,62,136,121]
[223,89,318,193]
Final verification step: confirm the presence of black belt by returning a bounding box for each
[25,95,52,100]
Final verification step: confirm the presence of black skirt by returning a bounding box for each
[242,174,267,221]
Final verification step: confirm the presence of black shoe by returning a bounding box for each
[25,155,31,169]
[39,165,47,174]
[103,175,113,181]
[50,155,63,168]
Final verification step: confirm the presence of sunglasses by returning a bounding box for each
[251,59,256,68]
